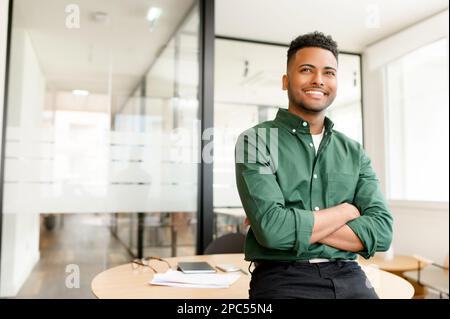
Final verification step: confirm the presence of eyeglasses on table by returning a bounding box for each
[131,256,172,273]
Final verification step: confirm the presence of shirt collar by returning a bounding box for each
[274,108,334,134]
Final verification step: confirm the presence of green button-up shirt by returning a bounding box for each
[235,108,393,261]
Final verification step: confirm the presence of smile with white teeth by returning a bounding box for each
[304,90,325,96]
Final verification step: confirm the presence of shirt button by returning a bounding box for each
[314,206,320,211]
[313,174,317,179]
[309,143,314,147]
[292,129,296,133]
[302,122,308,127]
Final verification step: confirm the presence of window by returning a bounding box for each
[386,38,449,202]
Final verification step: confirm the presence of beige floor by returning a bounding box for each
[16,213,196,299]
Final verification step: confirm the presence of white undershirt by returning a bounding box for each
[311,127,325,154]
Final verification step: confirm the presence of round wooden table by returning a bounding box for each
[358,255,426,276]
[358,254,430,298]
[92,254,414,299]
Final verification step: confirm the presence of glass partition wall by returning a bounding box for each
[112,11,200,259]
[0,0,199,298]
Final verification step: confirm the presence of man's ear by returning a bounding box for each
[282,74,288,91]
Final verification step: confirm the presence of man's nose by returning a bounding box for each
[311,72,324,86]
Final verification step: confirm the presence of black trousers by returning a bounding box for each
[249,260,379,299]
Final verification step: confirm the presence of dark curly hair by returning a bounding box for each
[287,31,339,67]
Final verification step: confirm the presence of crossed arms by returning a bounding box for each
[245,203,365,253]
[310,203,364,252]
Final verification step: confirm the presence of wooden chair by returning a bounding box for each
[404,254,449,299]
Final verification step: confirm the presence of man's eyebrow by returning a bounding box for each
[299,64,316,69]
[298,64,337,72]
[324,66,337,72]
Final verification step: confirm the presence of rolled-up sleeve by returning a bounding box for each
[235,131,315,254]
[347,147,393,259]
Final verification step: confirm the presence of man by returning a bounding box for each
[235,31,393,299]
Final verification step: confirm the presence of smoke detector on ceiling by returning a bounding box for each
[92,11,109,24]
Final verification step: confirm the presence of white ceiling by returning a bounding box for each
[216,0,449,52]
[13,0,196,96]
[11,0,449,110]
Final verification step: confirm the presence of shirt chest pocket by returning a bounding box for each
[327,172,357,206]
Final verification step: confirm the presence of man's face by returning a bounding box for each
[283,47,338,113]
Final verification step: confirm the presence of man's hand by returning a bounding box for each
[315,203,364,252]
[309,202,361,244]
[318,225,364,252]
[339,202,361,220]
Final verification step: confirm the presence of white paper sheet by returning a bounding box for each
[149,269,241,288]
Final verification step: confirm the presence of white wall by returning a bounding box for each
[0,0,10,297]
[0,22,44,296]
[1,214,40,296]
[362,10,449,264]
[0,0,8,159]
[389,201,449,263]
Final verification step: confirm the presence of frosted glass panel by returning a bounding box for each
[3,128,198,214]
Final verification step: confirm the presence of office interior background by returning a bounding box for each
[0,0,448,298]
